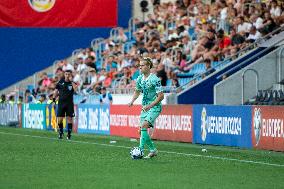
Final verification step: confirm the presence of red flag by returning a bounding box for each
[0,0,117,27]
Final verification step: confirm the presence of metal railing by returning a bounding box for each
[277,45,284,83]
[128,17,137,40]
[110,27,123,42]
[71,48,83,64]
[241,68,259,105]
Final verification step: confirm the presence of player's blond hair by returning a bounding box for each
[141,57,153,69]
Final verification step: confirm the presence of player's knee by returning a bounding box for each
[141,121,150,128]
[57,118,63,123]
[66,117,72,123]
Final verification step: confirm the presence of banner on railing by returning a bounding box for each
[77,104,110,135]
[0,104,19,126]
[252,106,284,151]
[22,104,47,130]
[110,105,193,142]
[193,105,252,148]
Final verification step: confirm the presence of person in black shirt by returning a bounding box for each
[53,70,77,140]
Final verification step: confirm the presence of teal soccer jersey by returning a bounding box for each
[136,73,163,126]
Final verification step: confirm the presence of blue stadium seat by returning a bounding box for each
[27,85,34,92]
[178,78,191,86]
[166,79,172,86]
[95,61,102,71]
[188,27,195,37]
[47,73,54,78]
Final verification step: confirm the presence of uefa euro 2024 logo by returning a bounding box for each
[253,108,262,146]
[28,0,56,12]
[201,107,207,142]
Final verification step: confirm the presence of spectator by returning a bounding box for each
[172,78,180,88]
[77,49,88,62]
[55,67,64,80]
[41,72,52,88]
[202,59,216,78]
[0,94,6,103]
[115,28,128,43]
[270,0,281,18]
[156,63,168,86]
[230,28,245,47]
[247,26,262,43]
[47,93,54,104]
[17,96,23,104]
[86,47,96,59]
[99,87,113,104]
[8,95,15,104]
[237,16,252,33]
[103,73,113,88]
[36,94,46,104]
[85,56,97,70]
[76,57,87,72]
[25,90,34,103]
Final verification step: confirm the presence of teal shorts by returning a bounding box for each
[140,108,161,127]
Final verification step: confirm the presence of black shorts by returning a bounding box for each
[57,103,74,117]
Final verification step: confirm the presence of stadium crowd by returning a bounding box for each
[1,0,284,104]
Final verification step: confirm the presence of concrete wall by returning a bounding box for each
[214,46,284,105]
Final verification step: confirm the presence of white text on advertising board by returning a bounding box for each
[155,115,191,132]
[206,116,242,135]
[110,114,140,127]
[78,108,88,129]
[262,118,284,138]
[100,108,109,131]
[25,109,44,129]
[89,108,99,130]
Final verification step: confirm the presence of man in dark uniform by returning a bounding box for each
[53,70,77,140]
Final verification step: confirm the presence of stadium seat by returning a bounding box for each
[166,79,172,86]
[262,90,273,105]
[27,85,35,92]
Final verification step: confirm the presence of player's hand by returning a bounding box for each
[142,105,151,112]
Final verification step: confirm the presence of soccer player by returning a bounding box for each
[53,70,77,140]
[128,57,164,159]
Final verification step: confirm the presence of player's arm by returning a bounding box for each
[128,89,140,107]
[71,81,79,91]
[143,92,164,111]
[129,76,142,107]
[69,74,78,91]
[52,89,59,103]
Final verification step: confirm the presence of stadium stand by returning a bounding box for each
[1,0,284,105]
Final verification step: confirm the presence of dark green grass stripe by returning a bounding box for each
[0,130,283,168]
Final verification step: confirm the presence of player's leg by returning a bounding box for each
[57,117,64,139]
[140,121,156,152]
[66,117,73,140]
[56,103,66,139]
[143,110,161,158]
[66,104,75,140]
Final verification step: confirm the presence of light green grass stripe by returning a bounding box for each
[0,131,283,168]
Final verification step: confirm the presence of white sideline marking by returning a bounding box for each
[0,131,283,168]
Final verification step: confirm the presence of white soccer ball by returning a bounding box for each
[130,147,144,159]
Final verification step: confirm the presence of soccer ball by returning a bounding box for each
[130,147,144,159]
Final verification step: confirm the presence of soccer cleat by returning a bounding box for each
[66,134,71,140]
[143,149,158,159]
[58,133,63,139]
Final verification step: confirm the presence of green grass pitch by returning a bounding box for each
[0,126,283,189]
